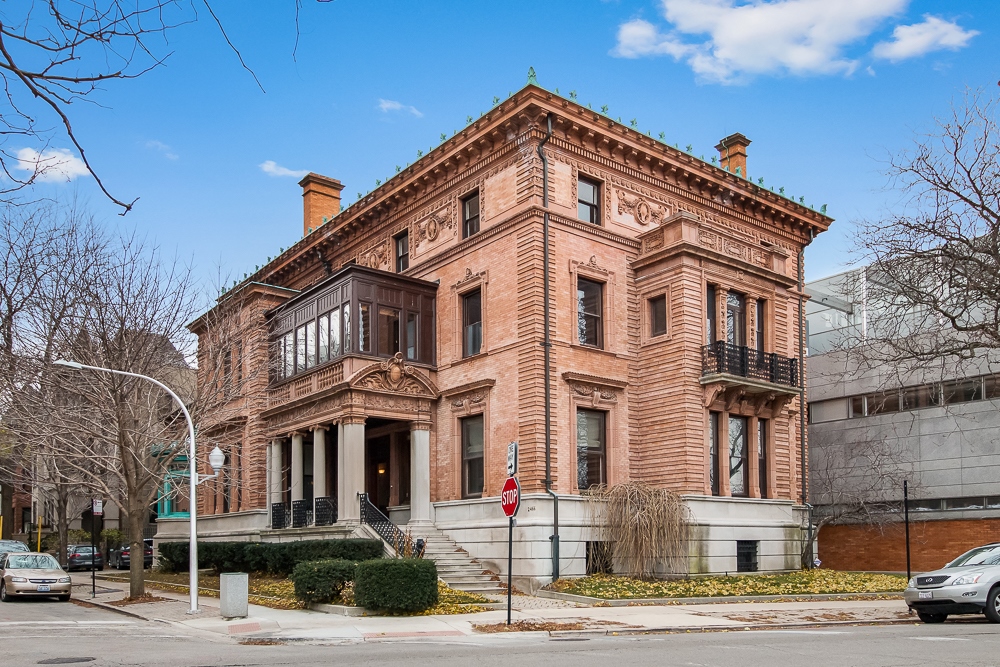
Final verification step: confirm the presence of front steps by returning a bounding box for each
[409,525,504,595]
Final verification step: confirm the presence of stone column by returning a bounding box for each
[313,426,327,499]
[338,417,366,522]
[270,438,283,507]
[409,422,432,525]
[291,432,304,503]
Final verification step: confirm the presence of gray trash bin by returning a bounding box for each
[220,572,249,619]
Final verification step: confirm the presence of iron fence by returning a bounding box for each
[702,341,798,387]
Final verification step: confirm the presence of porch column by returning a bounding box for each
[338,418,366,521]
[313,426,327,499]
[291,432,304,503]
[409,422,432,525]
[269,438,283,506]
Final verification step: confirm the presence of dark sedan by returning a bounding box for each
[110,539,153,570]
[66,545,103,572]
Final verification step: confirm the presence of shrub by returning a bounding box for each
[156,539,383,575]
[290,559,356,604]
[354,559,438,612]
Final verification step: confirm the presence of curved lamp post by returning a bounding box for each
[53,359,223,614]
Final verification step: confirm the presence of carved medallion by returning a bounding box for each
[617,189,667,226]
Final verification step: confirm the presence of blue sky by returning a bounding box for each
[23,0,998,285]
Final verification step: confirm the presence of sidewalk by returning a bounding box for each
[72,574,913,643]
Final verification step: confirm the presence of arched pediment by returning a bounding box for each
[348,353,439,398]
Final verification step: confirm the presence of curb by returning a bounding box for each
[546,618,916,637]
[72,597,150,621]
[535,589,904,607]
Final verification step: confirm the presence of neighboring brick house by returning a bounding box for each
[161,79,831,586]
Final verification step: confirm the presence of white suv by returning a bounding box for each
[904,543,1000,623]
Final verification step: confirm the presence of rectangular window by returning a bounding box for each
[461,415,484,498]
[726,292,746,347]
[986,375,1000,400]
[282,332,294,378]
[378,307,400,356]
[222,348,232,386]
[330,307,341,357]
[577,277,604,348]
[849,395,865,418]
[577,176,601,225]
[709,412,720,496]
[903,384,938,410]
[295,325,307,372]
[649,294,667,337]
[736,540,759,572]
[305,320,317,369]
[868,390,900,415]
[576,409,606,490]
[729,415,748,497]
[706,285,717,344]
[359,303,371,353]
[943,378,983,405]
[406,313,418,360]
[235,343,243,386]
[462,191,480,238]
[462,289,482,357]
[757,419,767,499]
[755,300,765,352]
[342,303,351,353]
[395,232,409,272]
[318,314,330,363]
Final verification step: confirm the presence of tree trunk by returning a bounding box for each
[0,482,12,539]
[126,505,146,598]
[56,484,69,568]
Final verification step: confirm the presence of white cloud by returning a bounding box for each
[259,160,309,178]
[15,148,90,182]
[614,0,911,83]
[872,15,978,62]
[377,98,423,117]
[144,139,179,160]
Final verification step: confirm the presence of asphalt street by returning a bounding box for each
[1,597,998,666]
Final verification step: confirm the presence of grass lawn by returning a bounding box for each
[546,569,907,600]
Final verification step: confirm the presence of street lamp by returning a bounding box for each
[52,359,223,614]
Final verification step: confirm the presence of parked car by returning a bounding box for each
[0,540,29,556]
[904,542,1000,623]
[110,539,153,570]
[66,545,104,572]
[0,552,72,602]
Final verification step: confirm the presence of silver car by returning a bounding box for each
[0,552,73,602]
[904,542,1000,623]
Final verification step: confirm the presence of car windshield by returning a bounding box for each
[0,541,28,552]
[5,554,60,569]
[947,545,1000,567]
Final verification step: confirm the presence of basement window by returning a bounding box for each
[736,540,759,573]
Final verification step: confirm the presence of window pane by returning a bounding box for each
[305,320,317,369]
[868,391,900,415]
[577,178,600,225]
[757,419,767,499]
[395,233,409,272]
[943,378,982,404]
[295,325,307,371]
[283,333,293,378]
[359,303,371,352]
[331,307,341,357]
[318,315,329,363]
[462,415,484,497]
[342,303,351,352]
[726,292,745,346]
[579,179,597,204]
[650,295,667,336]
[850,395,865,418]
[755,300,765,352]
[406,313,418,360]
[709,412,719,495]
[463,290,482,357]
[577,278,603,347]
[903,384,937,410]
[378,307,400,356]
[986,375,1000,400]
[706,285,717,344]
[729,416,747,497]
[576,409,606,489]
[463,193,480,238]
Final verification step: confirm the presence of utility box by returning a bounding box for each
[220,572,249,619]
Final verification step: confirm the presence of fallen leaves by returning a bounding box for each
[474,621,585,633]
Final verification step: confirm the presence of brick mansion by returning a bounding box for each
[158,78,832,588]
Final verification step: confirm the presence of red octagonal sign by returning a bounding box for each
[501,477,520,517]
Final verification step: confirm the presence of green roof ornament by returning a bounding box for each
[554,88,559,94]
[735,166,743,177]
[821,204,828,214]
[685,144,693,153]
[779,187,785,195]
[711,156,717,164]
[758,177,764,185]
[396,165,401,172]
[569,90,577,100]
[357,192,362,199]
[659,132,665,140]
[376,179,381,186]
[493,96,500,105]
[799,196,805,204]
[630,118,638,128]
[416,149,423,157]
[321,216,327,224]
[527,67,538,85]
[440,133,446,141]
[601,105,609,114]
[467,115,473,123]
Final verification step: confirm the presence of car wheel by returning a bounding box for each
[985,587,1000,623]
[0,582,8,603]
[917,612,948,623]
[58,594,71,602]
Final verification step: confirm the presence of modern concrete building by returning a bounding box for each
[158,78,832,589]
[807,268,1000,571]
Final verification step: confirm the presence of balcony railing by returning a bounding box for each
[702,341,799,387]
[267,361,344,409]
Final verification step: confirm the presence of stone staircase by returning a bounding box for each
[413,525,504,595]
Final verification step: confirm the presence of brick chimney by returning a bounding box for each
[715,133,751,179]
[298,173,344,237]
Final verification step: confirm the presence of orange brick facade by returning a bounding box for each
[819,519,1000,573]
[184,82,831,578]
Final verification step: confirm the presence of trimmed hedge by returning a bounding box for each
[157,539,383,575]
[354,559,439,612]
[290,559,356,604]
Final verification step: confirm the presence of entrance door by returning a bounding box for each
[366,435,391,514]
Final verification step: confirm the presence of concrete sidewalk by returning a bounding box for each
[72,574,913,643]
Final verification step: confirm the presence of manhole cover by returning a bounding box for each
[38,659,96,665]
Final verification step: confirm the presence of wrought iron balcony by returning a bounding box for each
[702,341,799,388]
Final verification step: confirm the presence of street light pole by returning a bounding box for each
[52,359,221,614]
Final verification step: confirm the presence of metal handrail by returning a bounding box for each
[702,341,798,387]
[315,496,337,526]
[359,493,417,557]
[271,503,291,529]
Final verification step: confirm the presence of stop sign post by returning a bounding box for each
[502,476,520,625]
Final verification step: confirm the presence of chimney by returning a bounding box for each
[715,133,751,179]
[298,173,344,237]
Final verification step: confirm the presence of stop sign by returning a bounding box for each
[500,477,520,517]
